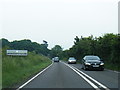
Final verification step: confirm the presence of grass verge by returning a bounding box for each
[105,63,120,72]
[2,52,52,88]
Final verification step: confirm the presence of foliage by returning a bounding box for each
[2,50,51,88]
[50,45,63,59]
[1,39,49,56]
[62,33,120,70]
[1,39,52,88]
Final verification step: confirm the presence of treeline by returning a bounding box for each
[1,39,49,56]
[1,38,63,58]
[1,33,120,67]
[62,33,120,67]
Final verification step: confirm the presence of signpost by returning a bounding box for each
[6,50,28,56]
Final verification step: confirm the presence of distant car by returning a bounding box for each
[82,55,104,71]
[68,57,76,64]
[52,58,55,61]
[54,57,59,62]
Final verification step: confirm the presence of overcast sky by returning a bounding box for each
[0,0,119,50]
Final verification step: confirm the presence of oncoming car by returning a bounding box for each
[68,57,76,64]
[82,55,104,71]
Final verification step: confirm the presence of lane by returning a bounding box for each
[23,61,92,88]
[67,62,118,89]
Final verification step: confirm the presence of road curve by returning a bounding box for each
[18,61,119,89]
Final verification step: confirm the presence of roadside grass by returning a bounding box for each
[2,52,52,88]
[105,63,120,72]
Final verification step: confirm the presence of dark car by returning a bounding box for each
[54,57,59,62]
[82,55,104,71]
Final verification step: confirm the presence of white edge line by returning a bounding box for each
[105,69,120,74]
[16,61,53,90]
[63,62,100,90]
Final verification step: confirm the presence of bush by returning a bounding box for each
[2,51,51,88]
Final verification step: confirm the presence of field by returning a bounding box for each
[2,52,51,88]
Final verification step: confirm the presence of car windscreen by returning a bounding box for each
[85,56,100,60]
[69,57,75,60]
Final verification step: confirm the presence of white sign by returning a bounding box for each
[6,50,28,56]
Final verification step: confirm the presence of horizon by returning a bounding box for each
[1,32,118,50]
[1,0,118,50]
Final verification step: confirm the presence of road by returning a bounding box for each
[18,61,119,89]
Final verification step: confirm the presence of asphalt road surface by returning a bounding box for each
[18,61,119,90]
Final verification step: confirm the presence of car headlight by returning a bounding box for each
[100,63,104,65]
[85,62,91,65]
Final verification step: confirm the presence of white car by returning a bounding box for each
[52,58,55,61]
[68,57,76,64]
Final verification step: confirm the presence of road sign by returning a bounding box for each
[6,50,28,56]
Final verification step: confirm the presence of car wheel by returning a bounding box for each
[81,65,84,69]
[100,68,104,71]
[81,66,83,69]
[83,66,87,70]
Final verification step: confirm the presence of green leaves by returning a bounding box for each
[1,39,49,56]
[62,33,120,69]
[50,45,63,58]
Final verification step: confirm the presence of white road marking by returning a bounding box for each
[63,62,100,90]
[105,69,120,74]
[71,66,110,90]
[62,62,110,90]
[16,61,53,90]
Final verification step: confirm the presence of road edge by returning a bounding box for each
[16,61,53,90]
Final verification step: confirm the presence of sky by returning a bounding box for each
[0,0,119,50]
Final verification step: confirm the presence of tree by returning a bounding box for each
[43,40,48,47]
[1,38,10,47]
[74,36,79,45]
[62,33,120,67]
[1,39,50,56]
[50,45,63,58]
